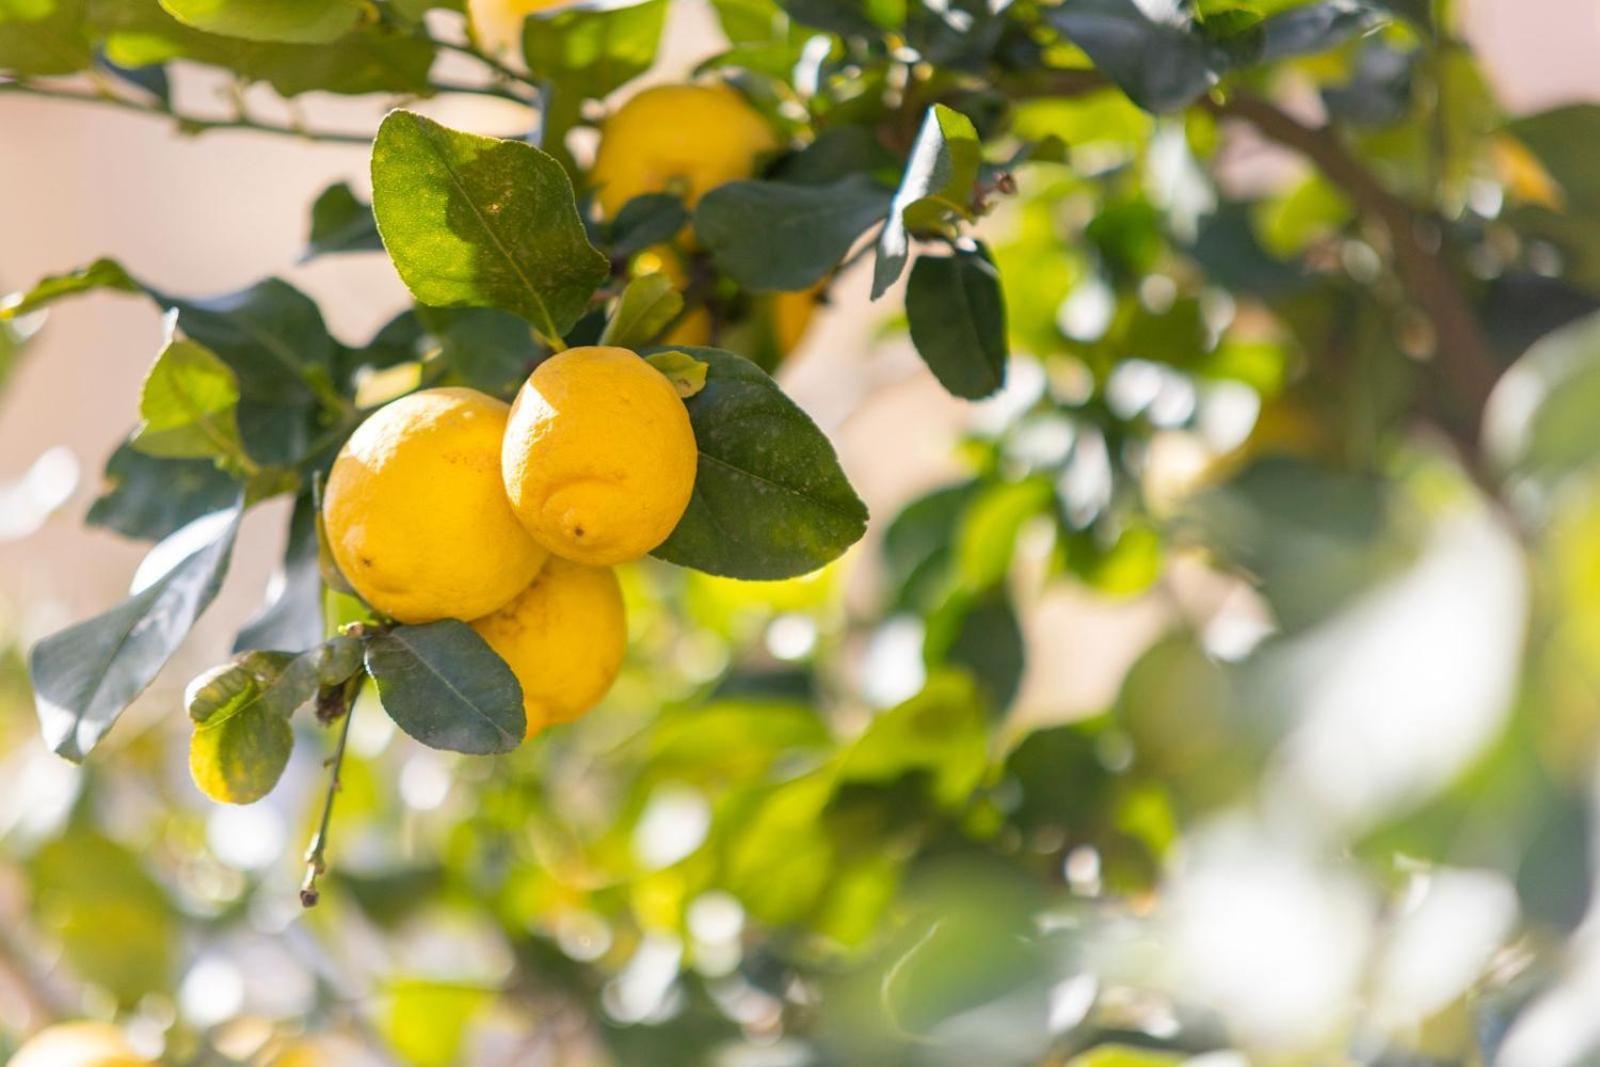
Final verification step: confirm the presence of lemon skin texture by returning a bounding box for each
[324,387,549,624]
[471,558,626,736]
[502,346,698,566]
[591,85,779,220]
[10,1022,153,1067]
[468,0,567,59]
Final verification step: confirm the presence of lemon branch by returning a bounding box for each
[300,670,363,908]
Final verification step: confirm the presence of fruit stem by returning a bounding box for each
[301,672,362,908]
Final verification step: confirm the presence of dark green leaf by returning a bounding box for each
[422,306,543,396]
[1260,0,1384,61]
[1044,0,1224,113]
[606,193,690,258]
[521,0,666,101]
[650,346,868,579]
[882,480,981,612]
[157,0,363,42]
[234,494,324,653]
[372,110,609,340]
[97,50,171,103]
[905,243,1008,399]
[873,105,982,298]
[774,0,899,37]
[304,180,383,260]
[601,272,683,348]
[697,174,892,291]
[366,620,525,754]
[31,498,243,761]
[87,442,242,541]
[924,590,1025,713]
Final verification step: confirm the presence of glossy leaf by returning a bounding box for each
[650,346,868,579]
[905,243,1008,399]
[87,442,242,542]
[1045,0,1224,113]
[697,174,893,291]
[371,110,609,340]
[31,499,243,760]
[873,105,982,298]
[234,494,324,653]
[366,620,525,754]
[607,193,690,257]
[1260,0,1384,61]
[157,0,363,42]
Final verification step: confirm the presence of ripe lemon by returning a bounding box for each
[770,285,822,360]
[471,558,626,735]
[633,245,711,346]
[467,0,566,60]
[591,84,779,220]
[10,1022,151,1067]
[324,387,549,624]
[502,346,697,566]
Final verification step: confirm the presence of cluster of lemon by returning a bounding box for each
[323,347,697,736]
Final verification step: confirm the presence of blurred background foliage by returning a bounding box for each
[7,0,1600,1064]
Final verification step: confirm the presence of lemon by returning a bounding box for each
[324,387,549,624]
[770,285,822,360]
[502,346,697,566]
[467,0,567,60]
[10,1022,151,1067]
[632,245,712,346]
[591,84,779,220]
[471,557,626,735]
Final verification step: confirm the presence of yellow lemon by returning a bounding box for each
[633,245,712,346]
[467,0,567,60]
[471,558,626,735]
[10,1022,152,1067]
[770,285,822,360]
[502,346,697,565]
[324,387,549,624]
[591,84,779,220]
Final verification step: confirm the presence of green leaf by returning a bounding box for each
[30,498,243,760]
[601,272,683,348]
[873,105,982,298]
[1044,0,1224,113]
[29,830,176,1005]
[366,620,525,754]
[955,478,1052,590]
[130,337,247,464]
[775,0,900,37]
[422,306,542,396]
[0,0,90,75]
[234,494,324,653]
[881,480,981,612]
[1260,0,1385,62]
[697,174,892,291]
[607,192,690,258]
[644,350,709,398]
[649,346,868,579]
[372,110,608,340]
[0,257,140,320]
[380,981,495,1067]
[905,243,1008,399]
[839,672,989,807]
[521,0,666,101]
[924,590,1025,713]
[157,0,363,42]
[87,442,242,541]
[304,180,383,260]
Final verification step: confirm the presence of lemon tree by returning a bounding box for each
[7,0,1600,1063]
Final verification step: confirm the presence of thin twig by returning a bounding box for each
[427,35,542,95]
[0,80,373,144]
[301,673,362,908]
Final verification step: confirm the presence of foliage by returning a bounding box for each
[5,0,1600,1064]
